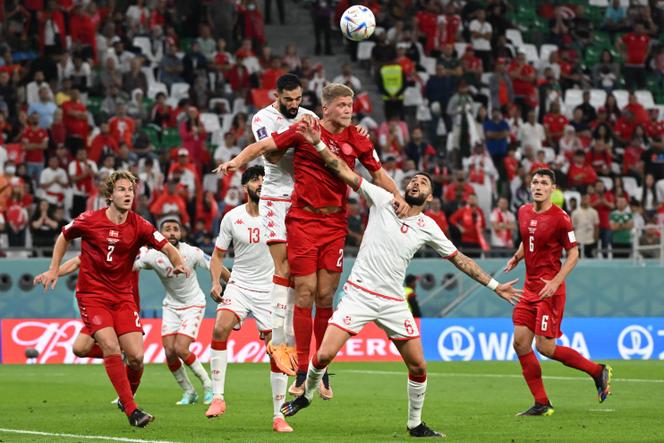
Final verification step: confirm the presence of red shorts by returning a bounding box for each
[78,292,141,337]
[512,291,566,338]
[77,295,143,337]
[286,207,347,276]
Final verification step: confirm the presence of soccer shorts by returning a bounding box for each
[512,291,566,338]
[259,197,291,244]
[329,283,420,340]
[77,295,143,337]
[286,207,347,276]
[161,304,206,339]
[217,283,272,333]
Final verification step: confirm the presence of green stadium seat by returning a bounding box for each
[161,128,181,148]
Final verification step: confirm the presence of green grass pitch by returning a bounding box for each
[0,361,662,442]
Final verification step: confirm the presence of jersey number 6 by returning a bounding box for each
[528,235,535,252]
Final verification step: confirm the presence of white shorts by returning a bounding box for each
[259,197,291,244]
[161,304,206,339]
[217,283,272,333]
[329,283,420,340]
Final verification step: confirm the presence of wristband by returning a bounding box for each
[487,278,499,291]
[315,141,327,152]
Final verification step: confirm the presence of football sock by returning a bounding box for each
[270,276,290,346]
[269,358,288,419]
[86,343,104,359]
[210,340,227,400]
[518,351,549,404]
[551,346,603,378]
[293,306,313,373]
[407,373,427,429]
[304,355,327,402]
[184,353,212,389]
[313,306,333,351]
[103,354,137,416]
[168,358,195,393]
[126,365,143,395]
[285,286,296,347]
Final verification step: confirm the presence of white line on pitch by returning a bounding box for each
[0,428,179,443]
[343,369,664,384]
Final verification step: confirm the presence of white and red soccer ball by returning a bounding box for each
[340,5,376,42]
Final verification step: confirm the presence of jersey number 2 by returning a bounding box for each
[107,245,115,262]
[248,228,260,243]
[528,235,535,252]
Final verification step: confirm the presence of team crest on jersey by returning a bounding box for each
[109,230,119,238]
[417,217,425,228]
[343,315,352,325]
[257,127,268,140]
[401,224,409,233]
[530,220,538,227]
[235,219,244,225]
[340,142,353,155]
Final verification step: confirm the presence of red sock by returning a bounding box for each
[86,344,104,359]
[126,365,143,395]
[312,354,328,371]
[269,356,285,374]
[103,355,137,416]
[408,372,427,383]
[518,352,549,405]
[314,307,333,351]
[211,340,227,351]
[183,352,196,366]
[167,358,182,372]
[293,305,313,373]
[552,346,603,378]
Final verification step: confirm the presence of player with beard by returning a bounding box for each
[206,166,293,433]
[279,117,522,438]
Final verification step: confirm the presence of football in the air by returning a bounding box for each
[340,5,376,42]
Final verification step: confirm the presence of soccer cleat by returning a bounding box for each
[594,364,613,403]
[288,371,307,396]
[204,388,214,405]
[280,395,310,417]
[408,422,445,438]
[128,408,154,427]
[176,391,199,405]
[271,343,297,376]
[272,417,294,432]
[318,371,333,400]
[516,402,555,416]
[116,400,125,413]
[205,397,227,418]
[110,397,120,406]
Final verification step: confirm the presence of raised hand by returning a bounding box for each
[295,115,322,145]
[494,278,523,305]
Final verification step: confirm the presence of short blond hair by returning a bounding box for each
[103,170,138,204]
[321,83,354,106]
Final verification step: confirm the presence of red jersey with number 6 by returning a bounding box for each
[518,203,577,301]
[62,209,167,302]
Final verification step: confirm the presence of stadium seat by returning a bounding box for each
[656,179,664,202]
[209,98,231,113]
[404,86,424,107]
[590,89,607,109]
[147,82,168,100]
[200,113,221,133]
[635,90,655,109]
[242,56,261,74]
[421,56,436,75]
[564,89,584,113]
[142,67,156,86]
[132,36,155,63]
[506,29,523,46]
[589,0,609,6]
[454,43,467,57]
[541,147,556,163]
[539,44,558,63]
[374,27,386,37]
[563,190,581,210]
[622,176,639,199]
[519,44,539,64]
[233,98,248,114]
[613,90,629,109]
[220,114,233,134]
[599,176,613,191]
[161,128,181,148]
[170,82,190,101]
[357,41,376,62]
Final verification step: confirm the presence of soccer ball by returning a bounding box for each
[340,5,376,42]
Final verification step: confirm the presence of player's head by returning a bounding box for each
[160,217,181,247]
[530,168,556,203]
[321,83,354,128]
[404,172,434,208]
[241,165,265,204]
[103,170,137,211]
[276,74,303,119]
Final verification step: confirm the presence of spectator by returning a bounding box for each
[574,90,597,125]
[461,45,483,87]
[179,107,207,167]
[261,56,285,90]
[444,170,475,203]
[559,126,583,160]
[332,63,361,92]
[464,142,497,187]
[109,103,136,148]
[38,155,68,205]
[449,193,486,257]
[377,58,406,120]
[616,23,651,89]
[404,275,422,318]
[469,9,493,70]
[89,121,119,164]
[106,38,134,74]
[622,133,646,177]
[566,149,597,191]
[609,195,633,258]
[490,196,516,251]
[570,108,591,138]
[68,148,98,218]
[127,89,148,122]
[446,81,476,164]
[182,41,208,85]
[488,58,513,111]
[159,42,185,88]
[126,0,151,34]
[404,127,436,170]
[641,174,658,218]
[641,136,664,181]
[424,197,449,236]
[508,50,537,115]
[26,71,53,106]
[61,88,89,154]
[27,85,57,129]
[589,180,615,256]
[30,200,59,252]
[483,108,510,173]
[150,92,173,128]
[585,139,613,177]
[21,112,49,182]
[602,0,627,35]
[518,109,546,153]
[572,193,600,258]
[197,23,217,61]
[543,101,569,148]
[150,178,190,227]
[5,188,30,247]
[238,0,266,52]
[282,43,301,72]
[123,58,148,96]
[381,156,405,193]
[66,54,93,94]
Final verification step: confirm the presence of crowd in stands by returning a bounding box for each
[0,0,663,260]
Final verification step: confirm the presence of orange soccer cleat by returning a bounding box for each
[272,417,294,432]
[269,343,297,376]
[205,398,227,418]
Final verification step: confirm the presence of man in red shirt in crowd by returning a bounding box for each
[218,83,406,396]
[261,56,286,90]
[616,22,651,89]
[416,0,439,54]
[424,196,449,236]
[585,140,613,176]
[509,50,537,112]
[62,88,89,153]
[89,121,120,163]
[588,179,615,256]
[21,111,49,182]
[543,102,569,148]
[567,150,597,192]
[645,109,664,139]
[109,103,136,148]
[449,193,486,257]
[36,171,189,427]
[613,110,637,146]
[444,170,475,203]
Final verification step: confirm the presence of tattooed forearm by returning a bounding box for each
[450,252,491,286]
[327,158,342,174]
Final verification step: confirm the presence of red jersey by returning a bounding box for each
[518,203,577,300]
[645,120,664,138]
[590,192,615,229]
[21,126,48,163]
[621,33,650,65]
[109,116,135,147]
[62,209,167,302]
[543,113,569,139]
[62,100,89,139]
[272,123,381,210]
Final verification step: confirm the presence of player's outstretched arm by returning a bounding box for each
[370,168,409,217]
[213,137,278,176]
[504,242,524,273]
[209,248,231,302]
[539,245,579,299]
[450,251,522,305]
[33,255,81,287]
[38,234,71,291]
[161,242,192,278]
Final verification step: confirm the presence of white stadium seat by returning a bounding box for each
[612,89,629,109]
[539,44,558,63]
[506,29,523,46]
[357,41,376,62]
[635,90,655,109]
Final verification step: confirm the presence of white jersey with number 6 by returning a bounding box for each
[133,242,210,308]
[347,180,459,301]
[214,204,274,292]
[251,104,317,199]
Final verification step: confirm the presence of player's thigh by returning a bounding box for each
[176,305,206,341]
[286,212,319,277]
[535,295,565,339]
[174,333,195,356]
[162,334,177,356]
[376,299,420,341]
[73,331,95,355]
[248,294,273,336]
[317,229,346,277]
[315,268,341,308]
[512,299,537,335]
[393,338,426,375]
[268,241,290,277]
[118,331,145,362]
[329,286,376,337]
[112,300,144,337]
[293,273,317,307]
[161,305,181,338]
[260,198,289,243]
[77,298,115,338]
[93,327,121,355]
[214,285,247,338]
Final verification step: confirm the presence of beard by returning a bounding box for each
[279,102,298,119]
[405,192,427,207]
[168,237,179,248]
[248,188,261,203]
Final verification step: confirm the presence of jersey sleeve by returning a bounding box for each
[61,210,92,241]
[137,216,168,250]
[358,179,394,208]
[133,247,153,271]
[251,113,272,141]
[353,128,382,172]
[195,247,211,270]
[271,123,304,151]
[425,220,459,259]
[559,211,578,250]
[214,216,233,252]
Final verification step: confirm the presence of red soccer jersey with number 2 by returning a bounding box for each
[518,203,577,301]
[62,209,167,302]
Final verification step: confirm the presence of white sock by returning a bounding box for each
[187,356,212,390]
[270,371,288,419]
[171,365,195,393]
[304,360,326,402]
[270,283,289,346]
[285,287,296,347]
[407,377,427,429]
[210,349,228,399]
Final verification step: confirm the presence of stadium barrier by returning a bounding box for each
[2,317,662,364]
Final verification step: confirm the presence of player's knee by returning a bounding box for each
[316,350,334,367]
[407,360,427,377]
[213,324,231,342]
[126,354,144,370]
[512,337,531,355]
[72,346,89,358]
[535,341,555,358]
[174,342,191,359]
[295,285,315,307]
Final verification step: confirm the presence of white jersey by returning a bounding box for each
[348,180,459,301]
[133,242,210,308]
[251,104,318,199]
[215,204,274,292]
